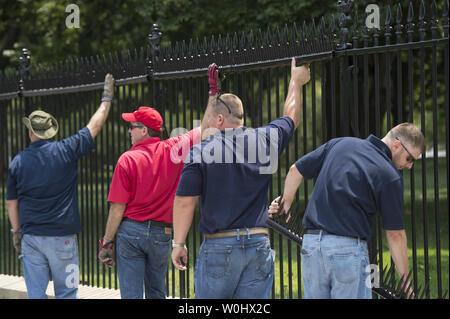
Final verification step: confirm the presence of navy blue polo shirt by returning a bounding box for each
[295,135,404,240]
[176,116,294,234]
[7,127,95,236]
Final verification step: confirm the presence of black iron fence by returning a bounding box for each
[0,0,448,299]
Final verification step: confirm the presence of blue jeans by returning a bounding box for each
[301,232,371,299]
[194,230,275,299]
[116,220,171,299]
[21,234,79,299]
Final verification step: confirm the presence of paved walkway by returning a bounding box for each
[0,275,120,299]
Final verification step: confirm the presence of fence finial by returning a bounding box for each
[18,48,31,93]
[147,24,162,79]
[336,0,354,50]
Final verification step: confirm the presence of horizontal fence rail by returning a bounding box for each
[0,0,449,299]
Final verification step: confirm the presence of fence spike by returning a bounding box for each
[403,272,414,299]
[397,271,413,298]
[239,31,246,50]
[283,24,289,45]
[430,0,439,38]
[320,17,326,38]
[188,39,194,58]
[275,26,281,46]
[385,5,392,26]
[396,3,403,24]
[265,26,272,48]
[431,0,438,19]
[414,284,422,299]
[406,2,415,41]
[419,0,425,21]
[232,32,238,52]
[202,37,208,56]
[407,1,414,23]
[181,40,186,58]
[292,22,299,45]
[302,20,308,41]
[225,33,231,54]
[311,18,317,51]
[352,10,359,40]
[419,281,429,299]
[209,35,216,54]
[384,6,393,39]
[217,34,223,53]
[380,264,389,284]
[248,30,254,50]
[194,38,200,58]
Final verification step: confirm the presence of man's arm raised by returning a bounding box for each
[87,73,115,139]
[283,58,311,129]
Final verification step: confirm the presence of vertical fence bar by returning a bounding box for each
[406,3,419,292]
[418,2,430,298]
[430,2,442,297]
[385,6,393,132]
[443,0,450,298]
[283,64,292,299]
[395,4,404,124]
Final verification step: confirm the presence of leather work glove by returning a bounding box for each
[12,231,22,255]
[102,73,115,100]
[98,237,115,267]
[208,63,222,96]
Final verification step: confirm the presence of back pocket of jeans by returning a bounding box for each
[330,251,359,284]
[56,238,76,260]
[205,249,231,279]
[152,234,171,266]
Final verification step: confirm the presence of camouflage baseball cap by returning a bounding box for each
[22,110,59,139]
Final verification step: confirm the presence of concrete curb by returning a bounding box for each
[0,275,121,299]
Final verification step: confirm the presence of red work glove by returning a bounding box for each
[98,238,115,267]
[208,63,221,96]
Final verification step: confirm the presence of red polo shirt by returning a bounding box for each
[107,128,201,223]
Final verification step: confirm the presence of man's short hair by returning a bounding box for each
[212,93,244,124]
[387,122,426,153]
[138,122,161,138]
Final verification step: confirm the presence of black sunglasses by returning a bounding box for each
[216,94,243,120]
[129,124,144,130]
[395,137,416,163]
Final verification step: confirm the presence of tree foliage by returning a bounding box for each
[1,0,416,71]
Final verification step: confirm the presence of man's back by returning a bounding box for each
[7,127,95,236]
[297,135,404,240]
[108,129,199,224]
[177,116,294,234]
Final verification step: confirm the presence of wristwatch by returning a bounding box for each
[172,240,185,248]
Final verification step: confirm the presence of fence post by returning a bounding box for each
[336,0,354,136]
[147,24,162,80]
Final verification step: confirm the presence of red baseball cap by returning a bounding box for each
[122,106,163,132]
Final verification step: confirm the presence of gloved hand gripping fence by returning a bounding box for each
[208,63,222,96]
[12,231,22,255]
[98,237,115,267]
[101,73,115,103]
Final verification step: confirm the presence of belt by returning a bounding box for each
[205,227,269,239]
[305,229,336,236]
[123,217,172,229]
[305,229,364,241]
